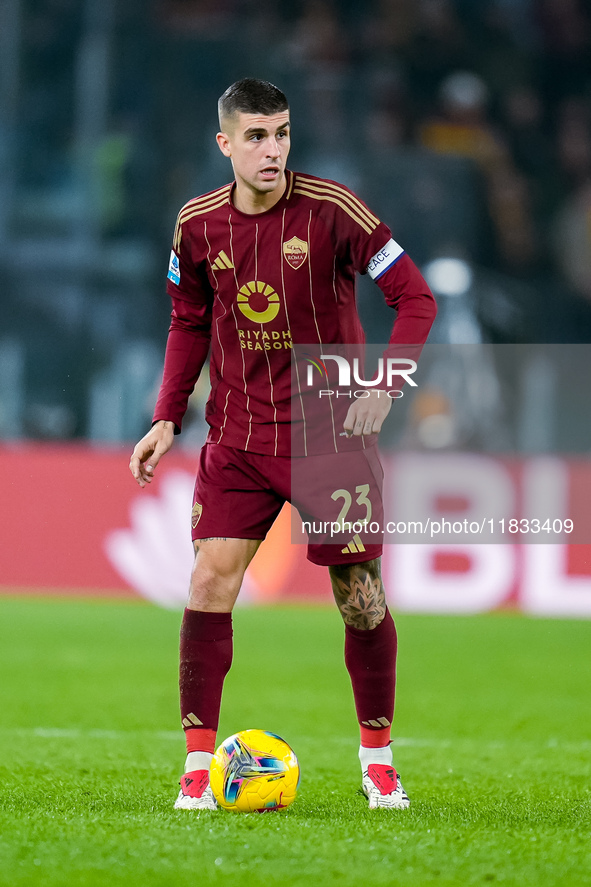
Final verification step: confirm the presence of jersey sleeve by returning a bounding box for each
[328,182,437,345]
[152,221,214,432]
[371,252,438,394]
[328,183,437,399]
[375,252,437,345]
[326,180,397,274]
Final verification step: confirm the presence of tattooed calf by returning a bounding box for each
[329,559,386,630]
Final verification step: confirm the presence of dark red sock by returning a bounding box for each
[344,608,397,745]
[179,609,233,752]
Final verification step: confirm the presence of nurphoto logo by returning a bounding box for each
[304,354,418,399]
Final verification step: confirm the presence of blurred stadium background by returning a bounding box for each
[2,0,591,615]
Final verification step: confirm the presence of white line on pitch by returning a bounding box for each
[1,728,589,752]
[0,727,181,740]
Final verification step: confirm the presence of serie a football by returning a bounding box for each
[210,729,300,813]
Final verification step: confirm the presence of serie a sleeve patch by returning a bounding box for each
[366,238,405,280]
[167,250,181,285]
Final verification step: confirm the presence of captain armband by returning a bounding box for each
[366,238,405,280]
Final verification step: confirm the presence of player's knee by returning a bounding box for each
[191,563,241,593]
[337,601,386,631]
[190,555,245,601]
[329,558,386,630]
[328,558,381,585]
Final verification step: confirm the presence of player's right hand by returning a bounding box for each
[129,420,175,487]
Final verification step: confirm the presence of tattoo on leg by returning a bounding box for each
[329,559,386,630]
[194,537,228,552]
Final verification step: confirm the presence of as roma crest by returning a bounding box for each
[191,502,203,529]
[283,236,308,270]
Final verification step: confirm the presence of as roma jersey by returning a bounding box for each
[153,170,436,456]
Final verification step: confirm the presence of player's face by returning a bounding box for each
[217,111,291,202]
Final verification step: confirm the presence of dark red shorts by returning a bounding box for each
[191,442,384,566]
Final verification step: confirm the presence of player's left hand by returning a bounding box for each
[343,389,392,437]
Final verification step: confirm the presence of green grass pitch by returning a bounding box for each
[0,597,589,886]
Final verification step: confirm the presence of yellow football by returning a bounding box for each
[210,729,300,813]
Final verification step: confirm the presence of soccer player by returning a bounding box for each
[129,79,437,811]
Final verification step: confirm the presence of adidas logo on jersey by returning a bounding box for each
[341,534,366,555]
[212,250,234,271]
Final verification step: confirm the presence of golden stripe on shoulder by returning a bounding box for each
[179,195,232,225]
[177,185,232,224]
[293,182,376,235]
[286,170,295,200]
[294,174,380,228]
[173,184,232,250]
[177,183,233,216]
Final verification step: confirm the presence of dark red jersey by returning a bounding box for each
[153,170,436,455]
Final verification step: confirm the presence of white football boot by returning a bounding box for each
[361,763,410,810]
[174,769,218,811]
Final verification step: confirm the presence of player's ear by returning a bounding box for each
[216,131,232,157]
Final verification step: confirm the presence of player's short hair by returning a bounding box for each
[218,79,289,128]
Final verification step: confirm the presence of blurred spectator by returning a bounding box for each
[420,70,536,271]
[363,0,420,57]
[405,0,471,108]
[536,0,591,102]
[553,182,591,301]
[551,96,591,299]
[502,85,553,181]
[556,97,591,187]
[470,1,535,96]
[486,165,536,270]
[155,0,238,37]
[281,0,357,181]
[19,0,81,188]
[421,71,501,166]
[284,0,350,146]
[94,120,134,237]
[364,107,410,156]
